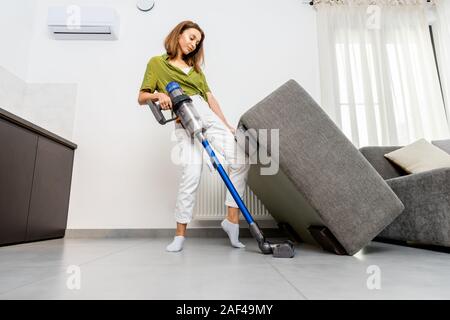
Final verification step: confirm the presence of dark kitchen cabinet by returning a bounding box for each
[0,108,77,246]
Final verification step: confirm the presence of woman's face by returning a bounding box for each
[178,28,202,56]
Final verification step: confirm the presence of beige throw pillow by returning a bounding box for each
[384,138,450,174]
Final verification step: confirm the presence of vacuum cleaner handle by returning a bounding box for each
[147,100,177,125]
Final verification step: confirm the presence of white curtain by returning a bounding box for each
[433,0,450,127]
[316,0,450,147]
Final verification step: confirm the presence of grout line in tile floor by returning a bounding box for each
[263,255,309,300]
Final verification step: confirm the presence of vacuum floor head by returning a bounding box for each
[269,240,296,258]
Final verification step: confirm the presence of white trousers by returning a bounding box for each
[173,95,250,224]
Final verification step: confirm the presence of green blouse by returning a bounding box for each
[140,53,211,102]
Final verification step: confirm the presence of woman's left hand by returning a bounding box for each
[227,125,236,135]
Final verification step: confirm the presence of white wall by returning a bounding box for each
[22,0,320,229]
[0,1,35,114]
[0,65,78,140]
[0,1,35,80]
[0,1,77,141]
[0,66,26,113]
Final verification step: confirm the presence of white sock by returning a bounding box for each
[221,219,245,248]
[166,235,185,252]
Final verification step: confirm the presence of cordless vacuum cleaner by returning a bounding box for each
[148,81,295,258]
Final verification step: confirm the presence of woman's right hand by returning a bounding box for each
[156,92,172,110]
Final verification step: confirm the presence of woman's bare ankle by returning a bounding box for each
[226,207,239,224]
[176,222,187,236]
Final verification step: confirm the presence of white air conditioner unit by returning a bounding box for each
[47,6,120,40]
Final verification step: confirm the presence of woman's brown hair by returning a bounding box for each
[164,20,205,73]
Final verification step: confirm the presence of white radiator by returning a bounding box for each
[193,165,273,220]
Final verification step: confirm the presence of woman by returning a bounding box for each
[138,21,250,252]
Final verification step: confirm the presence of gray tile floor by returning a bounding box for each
[0,237,449,300]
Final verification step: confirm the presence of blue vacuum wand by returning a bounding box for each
[147,82,295,258]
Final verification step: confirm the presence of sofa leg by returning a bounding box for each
[277,222,303,243]
[308,226,348,255]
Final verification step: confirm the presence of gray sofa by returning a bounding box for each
[237,79,405,255]
[360,140,450,247]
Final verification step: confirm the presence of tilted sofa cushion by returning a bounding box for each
[238,79,405,255]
